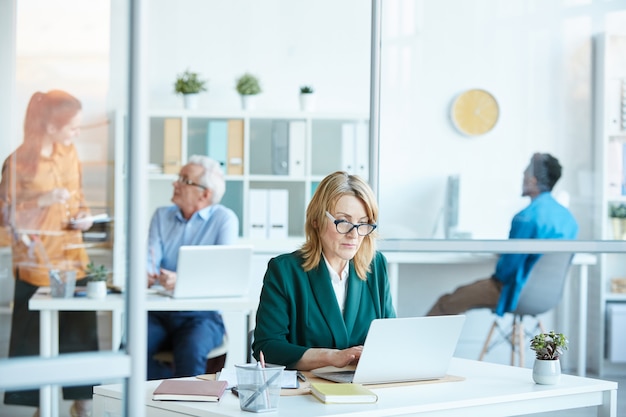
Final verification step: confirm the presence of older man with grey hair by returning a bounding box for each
[146,155,238,380]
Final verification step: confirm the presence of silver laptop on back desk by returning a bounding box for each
[312,315,465,384]
[156,245,253,299]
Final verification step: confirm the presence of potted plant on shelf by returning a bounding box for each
[299,85,316,112]
[235,72,262,110]
[174,69,208,110]
[609,203,626,240]
[530,331,568,385]
[85,261,109,299]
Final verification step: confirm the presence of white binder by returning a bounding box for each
[249,189,269,239]
[289,121,306,177]
[341,122,356,173]
[355,122,369,180]
[268,189,289,239]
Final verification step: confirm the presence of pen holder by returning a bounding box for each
[234,363,284,412]
[49,270,76,298]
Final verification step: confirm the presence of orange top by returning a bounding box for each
[0,143,90,286]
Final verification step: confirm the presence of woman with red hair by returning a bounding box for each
[0,90,98,417]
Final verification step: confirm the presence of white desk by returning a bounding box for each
[29,291,255,417]
[92,357,618,417]
[383,251,597,377]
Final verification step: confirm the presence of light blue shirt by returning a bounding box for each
[147,204,239,274]
[494,192,579,316]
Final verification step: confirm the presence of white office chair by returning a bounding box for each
[478,253,574,367]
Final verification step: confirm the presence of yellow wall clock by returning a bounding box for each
[450,89,499,136]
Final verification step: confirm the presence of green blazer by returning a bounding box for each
[252,250,396,368]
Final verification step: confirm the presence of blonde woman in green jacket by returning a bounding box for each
[253,171,396,370]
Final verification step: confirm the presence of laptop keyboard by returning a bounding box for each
[316,370,355,383]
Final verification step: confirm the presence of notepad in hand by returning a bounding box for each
[152,379,228,402]
[310,382,378,404]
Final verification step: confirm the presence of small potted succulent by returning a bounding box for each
[530,331,568,385]
[609,203,626,240]
[174,69,208,110]
[235,72,262,110]
[299,85,316,112]
[85,261,109,299]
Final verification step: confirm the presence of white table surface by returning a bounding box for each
[93,357,618,417]
[29,290,255,417]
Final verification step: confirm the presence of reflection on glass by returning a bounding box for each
[0,90,99,413]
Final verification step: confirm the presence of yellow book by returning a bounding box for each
[310,382,377,404]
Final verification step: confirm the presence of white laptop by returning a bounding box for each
[312,315,465,384]
[156,245,253,299]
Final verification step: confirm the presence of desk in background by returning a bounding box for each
[29,291,254,417]
[382,252,597,377]
[93,357,617,417]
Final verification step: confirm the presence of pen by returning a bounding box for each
[297,371,307,382]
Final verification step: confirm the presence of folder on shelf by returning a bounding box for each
[227,119,244,175]
[163,118,182,175]
[207,120,228,169]
[268,189,289,239]
[607,140,623,197]
[272,121,289,175]
[355,122,369,180]
[249,189,268,239]
[341,122,356,174]
[289,121,306,177]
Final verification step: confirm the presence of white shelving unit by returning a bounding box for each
[592,32,626,376]
[146,110,369,239]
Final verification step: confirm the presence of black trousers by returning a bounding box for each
[4,274,99,407]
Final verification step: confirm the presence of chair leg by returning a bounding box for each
[538,320,546,335]
[510,317,517,366]
[518,319,524,367]
[479,320,498,361]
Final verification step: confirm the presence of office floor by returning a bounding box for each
[0,373,623,417]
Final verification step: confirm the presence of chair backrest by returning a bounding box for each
[513,253,574,316]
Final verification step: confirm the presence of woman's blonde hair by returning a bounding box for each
[300,171,378,279]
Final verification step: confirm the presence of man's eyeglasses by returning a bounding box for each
[325,211,377,236]
[176,176,207,190]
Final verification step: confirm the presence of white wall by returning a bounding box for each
[377,1,621,241]
[147,0,371,114]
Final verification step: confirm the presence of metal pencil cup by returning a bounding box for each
[49,270,76,298]
[235,363,284,412]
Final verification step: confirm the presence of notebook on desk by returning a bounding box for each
[155,245,253,299]
[312,315,465,385]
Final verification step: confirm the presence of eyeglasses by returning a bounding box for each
[325,211,377,236]
[175,176,207,190]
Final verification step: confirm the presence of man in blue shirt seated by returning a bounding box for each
[427,153,579,317]
[146,155,239,379]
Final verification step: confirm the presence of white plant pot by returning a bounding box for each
[532,358,561,385]
[87,281,108,299]
[240,95,257,110]
[299,93,316,112]
[183,94,199,110]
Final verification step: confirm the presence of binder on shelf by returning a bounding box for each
[622,142,626,196]
[355,122,369,180]
[207,120,228,168]
[341,122,356,173]
[608,79,623,133]
[227,119,244,175]
[272,121,289,175]
[607,140,623,197]
[268,189,289,239]
[163,118,182,175]
[249,189,268,239]
[289,121,306,177]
